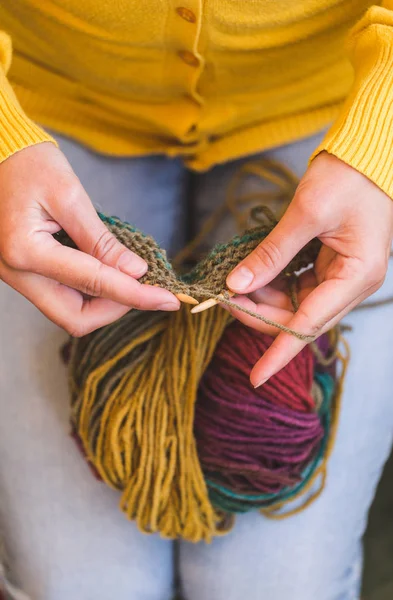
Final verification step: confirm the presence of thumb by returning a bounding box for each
[226,204,316,293]
[52,183,147,278]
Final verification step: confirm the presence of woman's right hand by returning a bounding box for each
[0,142,180,336]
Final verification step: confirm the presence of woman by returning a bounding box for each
[0,1,393,599]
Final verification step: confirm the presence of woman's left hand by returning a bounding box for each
[226,151,393,387]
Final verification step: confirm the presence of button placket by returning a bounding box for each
[167,1,204,140]
[173,2,203,71]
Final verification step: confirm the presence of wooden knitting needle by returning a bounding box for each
[191,291,235,314]
[175,293,199,305]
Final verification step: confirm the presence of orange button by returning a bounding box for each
[187,124,197,134]
[177,50,199,67]
[176,7,196,23]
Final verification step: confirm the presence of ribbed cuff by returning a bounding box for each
[0,68,57,163]
[310,23,393,199]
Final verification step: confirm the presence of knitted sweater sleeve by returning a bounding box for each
[0,30,55,163]
[310,1,393,199]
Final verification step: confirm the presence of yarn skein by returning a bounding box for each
[62,213,346,543]
[195,321,335,514]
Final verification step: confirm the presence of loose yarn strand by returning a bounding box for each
[217,294,315,342]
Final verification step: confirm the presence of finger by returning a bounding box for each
[249,285,372,388]
[249,275,367,387]
[221,295,294,337]
[48,181,148,278]
[249,286,292,310]
[297,268,319,292]
[226,203,317,293]
[28,235,180,311]
[310,280,381,331]
[2,267,133,335]
[249,270,318,309]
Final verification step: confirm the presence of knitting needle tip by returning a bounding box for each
[175,293,199,305]
[191,291,235,314]
[191,298,219,313]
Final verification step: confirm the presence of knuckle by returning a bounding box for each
[130,294,144,311]
[295,198,323,228]
[366,257,387,287]
[66,323,88,338]
[81,263,104,297]
[294,185,329,227]
[296,306,325,337]
[91,229,119,263]
[254,239,282,271]
[65,317,99,338]
[55,176,81,207]
[0,234,29,270]
[65,323,83,337]
[337,257,364,283]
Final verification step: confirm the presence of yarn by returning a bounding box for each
[60,157,348,543]
[61,213,346,543]
[195,321,335,514]
[67,306,233,542]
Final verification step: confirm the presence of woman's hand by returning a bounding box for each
[0,143,180,335]
[226,152,393,387]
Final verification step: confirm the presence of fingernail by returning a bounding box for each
[254,377,268,389]
[158,302,180,311]
[119,253,147,277]
[227,266,254,291]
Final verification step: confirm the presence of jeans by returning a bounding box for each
[1,131,393,600]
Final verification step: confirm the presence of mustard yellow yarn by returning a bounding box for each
[69,306,233,542]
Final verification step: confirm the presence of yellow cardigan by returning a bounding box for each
[1,1,393,197]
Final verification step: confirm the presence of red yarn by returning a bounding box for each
[208,321,315,413]
[195,321,328,510]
